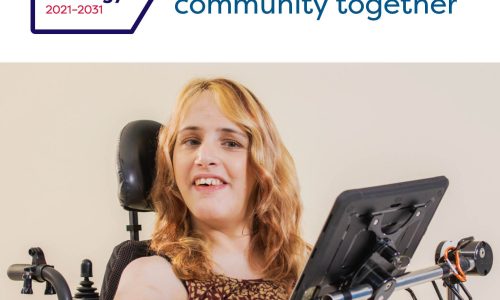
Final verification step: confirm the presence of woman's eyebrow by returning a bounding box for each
[178,126,200,133]
[178,126,247,139]
[218,128,247,139]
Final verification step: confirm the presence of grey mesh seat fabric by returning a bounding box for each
[100,240,152,300]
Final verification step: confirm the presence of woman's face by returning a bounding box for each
[172,91,255,231]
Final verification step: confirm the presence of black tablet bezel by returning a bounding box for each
[291,176,449,300]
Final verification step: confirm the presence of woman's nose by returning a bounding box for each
[194,142,219,167]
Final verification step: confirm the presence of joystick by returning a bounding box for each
[74,259,99,300]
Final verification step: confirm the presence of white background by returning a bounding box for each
[1,0,499,299]
[0,0,500,61]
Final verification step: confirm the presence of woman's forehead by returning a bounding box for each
[178,92,245,135]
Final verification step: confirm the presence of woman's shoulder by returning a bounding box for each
[115,255,187,300]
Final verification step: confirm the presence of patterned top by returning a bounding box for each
[185,273,288,300]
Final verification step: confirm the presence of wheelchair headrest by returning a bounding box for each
[117,120,162,212]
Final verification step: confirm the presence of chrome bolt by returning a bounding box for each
[480,247,485,258]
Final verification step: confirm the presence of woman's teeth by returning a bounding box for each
[195,178,223,186]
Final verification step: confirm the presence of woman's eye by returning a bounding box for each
[222,140,243,148]
[182,138,200,146]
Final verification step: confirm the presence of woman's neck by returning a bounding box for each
[193,217,251,252]
[192,218,264,279]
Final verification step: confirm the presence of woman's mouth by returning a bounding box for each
[193,177,228,192]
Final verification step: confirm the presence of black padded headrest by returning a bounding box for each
[117,120,162,212]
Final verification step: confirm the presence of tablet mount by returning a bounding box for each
[346,207,426,300]
[291,176,494,300]
[320,236,493,300]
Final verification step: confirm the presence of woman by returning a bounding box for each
[115,78,308,299]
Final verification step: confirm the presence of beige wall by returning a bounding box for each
[1,64,498,299]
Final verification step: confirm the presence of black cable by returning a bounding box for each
[444,281,464,300]
[431,281,443,300]
[405,288,417,300]
[458,281,473,300]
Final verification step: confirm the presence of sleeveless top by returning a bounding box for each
[184,273,288,300]
[159,255,289,299]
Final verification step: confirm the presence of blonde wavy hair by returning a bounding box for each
[150,78,308,291]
